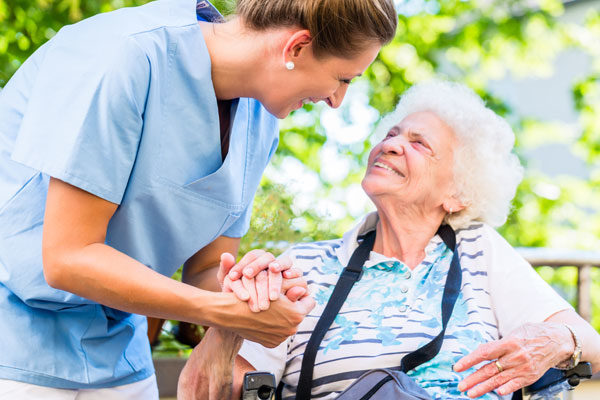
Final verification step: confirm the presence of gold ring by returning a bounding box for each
[495,360,504,373]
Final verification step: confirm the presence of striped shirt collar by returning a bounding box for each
[335,212,444,268]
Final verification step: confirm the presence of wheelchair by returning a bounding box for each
[513,362,593,400]
[243,363,594,400]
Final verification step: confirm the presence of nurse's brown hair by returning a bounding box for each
[236,0,397,59]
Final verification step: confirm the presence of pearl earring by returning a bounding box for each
[449,208,453,214]
[285,61,295,70]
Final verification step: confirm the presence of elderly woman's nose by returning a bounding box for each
[381,136,405,154]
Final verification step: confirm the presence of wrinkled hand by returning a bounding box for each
[177,327,242,400]
[454,322,574,397]
[218,251,308,312]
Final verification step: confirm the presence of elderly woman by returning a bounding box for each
[179,81,600,400]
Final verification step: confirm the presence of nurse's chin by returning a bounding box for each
[261,103,289,119]
[266,101,302,119]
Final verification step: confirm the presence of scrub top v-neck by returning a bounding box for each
[0,0,278,389]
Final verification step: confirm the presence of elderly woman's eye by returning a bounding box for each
[385,129,398,138]
[412,139,432,152]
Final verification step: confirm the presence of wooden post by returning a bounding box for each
[577,265,592,322]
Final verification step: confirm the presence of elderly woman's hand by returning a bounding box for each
[453,322,575,398]
[218,251,308,312]
[178,327,243,400]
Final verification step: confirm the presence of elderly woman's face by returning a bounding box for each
[362,111,457,210]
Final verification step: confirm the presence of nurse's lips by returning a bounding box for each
[294,98,311,110]
[310,97,333,107]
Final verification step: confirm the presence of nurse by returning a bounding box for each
[0,0,397,398]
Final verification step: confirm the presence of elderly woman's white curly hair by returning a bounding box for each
[373,81,523,228]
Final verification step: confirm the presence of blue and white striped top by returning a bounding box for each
[239,212,571,399]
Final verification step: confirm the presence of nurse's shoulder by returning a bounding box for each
[53,0,196,45]
[34,0,205,96]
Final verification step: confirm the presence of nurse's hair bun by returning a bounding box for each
[236,0,397,59]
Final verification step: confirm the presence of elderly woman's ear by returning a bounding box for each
[443,197,465,215]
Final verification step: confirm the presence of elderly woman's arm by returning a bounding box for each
[454,309,600,398]
[177,328,254,400]
[546,309,600,372]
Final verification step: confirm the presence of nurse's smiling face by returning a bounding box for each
[262,36,381,118]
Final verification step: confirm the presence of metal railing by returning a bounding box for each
[517,248,600,323]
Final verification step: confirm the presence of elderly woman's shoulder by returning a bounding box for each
[284,238,344,270]
[287,238,343,256]
[455,222,504,239]
[455,222,527,271]
[455,222,518,252]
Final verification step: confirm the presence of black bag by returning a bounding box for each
[292,225,462,400]
[334,368,433,400]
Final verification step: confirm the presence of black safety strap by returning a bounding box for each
[294,225,461,400]
[400,224,461,372]
[294,230,376,400]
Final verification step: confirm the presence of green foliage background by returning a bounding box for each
[2,0,599,347]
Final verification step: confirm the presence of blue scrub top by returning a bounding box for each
[0,0,278,389]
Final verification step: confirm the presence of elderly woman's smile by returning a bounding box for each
[362,111,458,215]
[372,160,403,176]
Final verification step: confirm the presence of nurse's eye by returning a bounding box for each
[339,77,353,85]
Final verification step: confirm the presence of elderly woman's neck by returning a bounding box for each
[373,208,445,270]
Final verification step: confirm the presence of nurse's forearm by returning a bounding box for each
[42,177,224,325]
[44,241,227,324]
[44,241,311,347]
[42,177,311,347]
[181,235,241,292]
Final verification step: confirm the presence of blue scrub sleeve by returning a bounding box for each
[11,33,150,204]
[222,200,254,238]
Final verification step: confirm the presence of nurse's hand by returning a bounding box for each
[219,253,308,312]
[216,290,315,348]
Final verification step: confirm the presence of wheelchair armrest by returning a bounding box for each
[522,362,593,396]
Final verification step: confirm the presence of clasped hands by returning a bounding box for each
[218,249,309,312]
[177,250,311,400]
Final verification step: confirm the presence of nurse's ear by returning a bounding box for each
[281,29,313,70]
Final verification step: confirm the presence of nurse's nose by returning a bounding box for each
[327,84,349,109]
